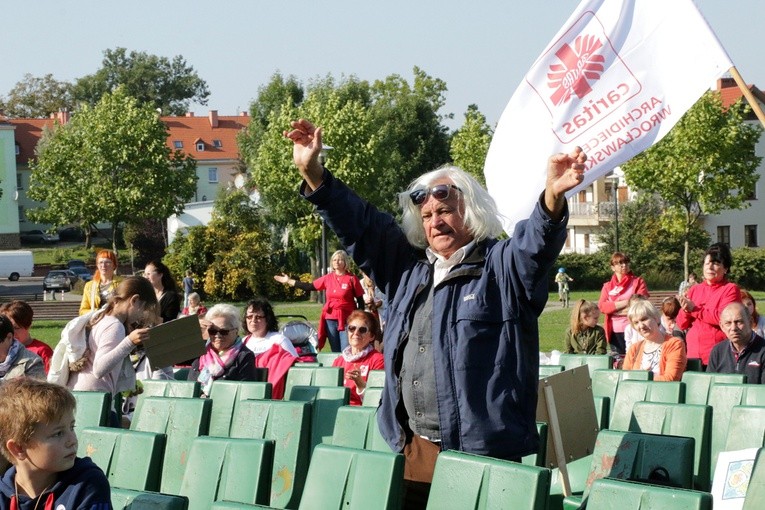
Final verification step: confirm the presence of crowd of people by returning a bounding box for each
[1,117,763,509]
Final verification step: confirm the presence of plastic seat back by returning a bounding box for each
[366,369,386,388]
[427,450,551,510]
[315,352,339,366]
[522,422,548,468]
[179,436,274,510]
[229,399,311,509]
[331,405,389,452]
[208,380,272,437]
[584,430,695,497]
[610,380,685,431]
[708,383,765,477]
[558,354,614,377]
[724,405,765,453]
[111,488,189,510]
[78,427,166,491]
[681,372,745,405]
[362,386,384,408]
[300,444,403,510]
[685,358,704,372]
[288,385,350,451]
[539,365,565,378]
[283,366,343,398]
[744,448,765,510]
[130,396,212,495]
[586,478,712,510]
[134,380,201,419]
[629,401,712,490]
[72,391,111,437]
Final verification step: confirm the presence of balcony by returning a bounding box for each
[567,199,617,225]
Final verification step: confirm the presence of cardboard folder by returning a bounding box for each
[144,314,206,368]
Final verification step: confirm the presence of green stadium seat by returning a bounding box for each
[294,361,322,367]
[428,450,551,510]
[78,427,166,491]
[208,381,273,437]
[283,366,343,399]
[558,354,614,378]
[179,436,274,509]
[685,358,703,372]
[173,367,190,381]
[300,444,403,510]
[708,383,765,478]
[585,478,712,510]
[681,372,745,405]
[140,379,201,398]
[72,391,111,437]
[609,380,685,432]
[287,385,350,451]
[590,369,652,429]
[362,386,384,408]
[111,488,189,510]
[130,396,212,495]
[522,422,548,468]
[331,405,389,452]
[366,369,386,388]
[315,352,339,367]
[744,448,765,510]
[629,401,712,490]
[539,365,565,378]
[723,405,765,454]
[229,399,312,509]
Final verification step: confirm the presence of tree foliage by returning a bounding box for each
[72,47,210,115]
[27,88,197,253]
[623,91,762,276]
[0,73,75,118]
[450,104,493,186]
[165,187,279,301]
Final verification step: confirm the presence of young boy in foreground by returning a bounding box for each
[0,378,112,510]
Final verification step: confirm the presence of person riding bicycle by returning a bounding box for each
[555,267,574,302]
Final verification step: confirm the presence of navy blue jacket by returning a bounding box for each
[304,171,567,459]
[1,457,111,510]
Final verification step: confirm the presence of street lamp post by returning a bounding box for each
[609,167,624,253]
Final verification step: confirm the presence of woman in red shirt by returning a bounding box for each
[332,310,385,405]
[275,250,364,352]
[677,243,741,366]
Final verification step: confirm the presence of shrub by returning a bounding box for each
[730,247,765,290]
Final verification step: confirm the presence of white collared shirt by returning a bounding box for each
[426,240,476,286]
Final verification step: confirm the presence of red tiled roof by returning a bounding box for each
[717,77,765,113]
[9,111,250,165]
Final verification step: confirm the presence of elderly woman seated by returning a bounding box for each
[622,300,687,381]
[188,304,256,396]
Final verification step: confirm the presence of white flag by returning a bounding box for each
[484,0,732,234]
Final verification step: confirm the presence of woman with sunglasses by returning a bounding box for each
[79,250,123,315]
[241,297,297,357]
[598,252,649,357]
[274,250,364,352]
[187,304,256,396]
[331,310,384,406]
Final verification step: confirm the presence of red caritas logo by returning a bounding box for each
[527,11,642,144]
[548,35,605,105]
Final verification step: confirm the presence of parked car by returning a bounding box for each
[20,229,59,244]
[43,270,78,292]
[58,226,88,242]
[66,259,87,268]
[69,265,92,282]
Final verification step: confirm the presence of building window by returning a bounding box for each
[196,142,205,151]
[208,168,218,183]
[745,225,758,248]
[16,173,23,190]
[15,144,20,155]
[18,206,25,222]
[173,140,183,149]
[717,226,730,246]
[212,139,222,148]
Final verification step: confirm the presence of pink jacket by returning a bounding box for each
[598,272,649,344]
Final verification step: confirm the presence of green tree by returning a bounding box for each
[0,73,75,118]
[623,91,762,277]
[27,87,198,253]
[450,104,493,186]
[73,47,210,115]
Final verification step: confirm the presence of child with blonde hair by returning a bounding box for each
[565,300,607,354]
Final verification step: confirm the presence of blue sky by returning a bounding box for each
[4,1,762,130]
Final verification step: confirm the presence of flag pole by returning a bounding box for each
[729,66,765,129]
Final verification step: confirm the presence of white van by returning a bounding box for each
[0,250,34,281]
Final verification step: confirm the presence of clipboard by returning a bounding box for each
[144,314,206,368]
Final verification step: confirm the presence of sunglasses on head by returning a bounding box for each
[409,184,462,206]
[207,327,233,337]
[347,325,369,334]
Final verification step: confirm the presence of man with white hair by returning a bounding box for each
[707,302,765,384]
[285,119,586,507]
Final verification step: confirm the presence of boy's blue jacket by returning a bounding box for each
[0,457,111,510]
[304,170,567,459]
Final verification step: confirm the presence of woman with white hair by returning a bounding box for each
[623,300,686,381]
[188,304,256,395]
[275,249,364,352]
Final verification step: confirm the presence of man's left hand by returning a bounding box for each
[544,147,587,220]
